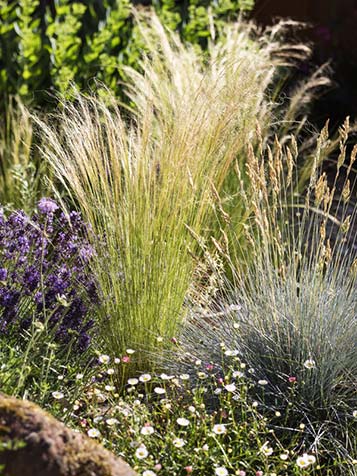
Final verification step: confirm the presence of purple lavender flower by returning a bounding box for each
[37,197,59,215]
[0,268,7,281]
[0,200,99,351]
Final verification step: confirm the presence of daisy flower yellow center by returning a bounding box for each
[173,438,186,448]
[303,359,316,369]
[296,453,316,468]
[213,424,227,435]
[135,445,149,459]
[139,374,152,383]
[52,391,64,400]
[87,428,100,438]
[99,354,110,364]
[260,442,273,456]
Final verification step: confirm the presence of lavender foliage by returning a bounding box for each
[0,199,98,351]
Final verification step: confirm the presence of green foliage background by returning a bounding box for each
[0,0,254,109]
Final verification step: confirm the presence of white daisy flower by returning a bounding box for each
[224,383,236,392]
[176,417,190,427]
[233,371,244,378]
[224,350,238,357]
[52,391,64,400]
[160,373,174,380]
[303,359,316,369]
[139,374,152,383]
[260,441,273,456]
[140,426,155,436]
[172,438,186,448]
[98,354,110,364]
[215,467,228,476]
[106,418,119,426]
[135,445,149,460]
[87,428,100,438]
[154,387,166,394]
[296,453,316,468]
[212,424,227,435]
[180,374,190,380]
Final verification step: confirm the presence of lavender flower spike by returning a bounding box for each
[38,198,59,215]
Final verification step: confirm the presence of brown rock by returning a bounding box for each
[0,393,136,476]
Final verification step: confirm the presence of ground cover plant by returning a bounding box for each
[0,7,356,476]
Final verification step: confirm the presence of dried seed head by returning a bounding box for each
[349,144,357,171]
[337,145,346,170]
[339,116,350,144]
[319,221,326,242]
[324,239,332,264]
[314,173,327,206]
[350,258,357,278]
[291,135,298,160]
[286,147,294,187]
[342,179,350,203]
[341,215,351,234]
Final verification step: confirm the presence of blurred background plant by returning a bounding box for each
[0,97,49,212]
[0,0,255,110]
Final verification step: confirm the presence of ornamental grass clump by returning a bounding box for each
[39,11,327,368]
[169,122,357,464]
[0,198,98,351]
